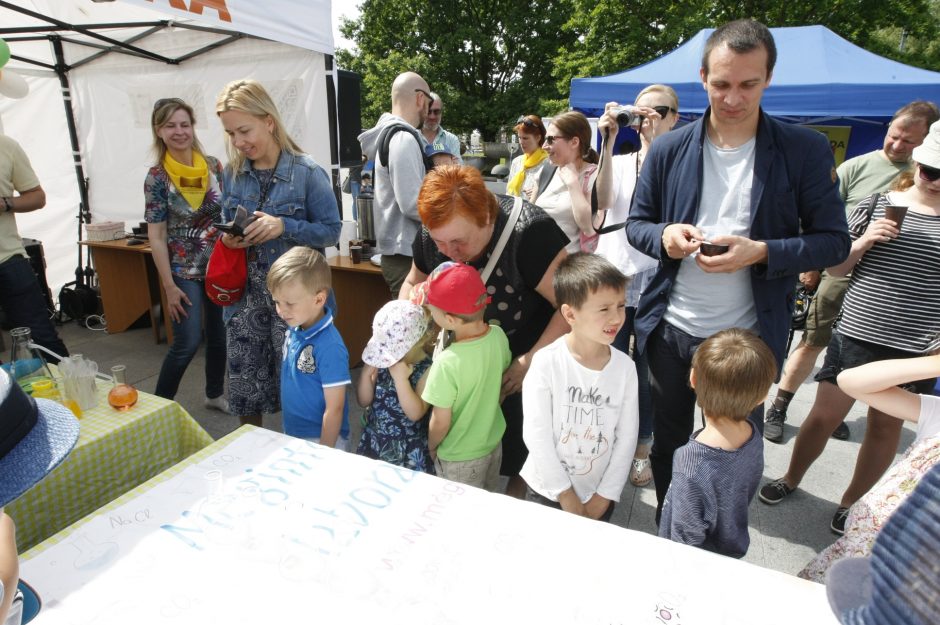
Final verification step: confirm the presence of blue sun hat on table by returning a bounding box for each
[0,368,79,507]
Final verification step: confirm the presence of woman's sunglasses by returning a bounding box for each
[543,135,567,145]
[516,116,538,129]
[652,105,677,118]
[153,97,185,111]
[919,163,940,182]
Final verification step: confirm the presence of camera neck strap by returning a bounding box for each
[590,130,628,235]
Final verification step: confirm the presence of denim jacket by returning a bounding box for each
[221,149,341,320]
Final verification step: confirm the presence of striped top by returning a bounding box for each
[837,194,940,353]
[659,421,763,559]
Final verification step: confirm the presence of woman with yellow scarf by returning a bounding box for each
[144,98,227,410]
[505,114,549,202]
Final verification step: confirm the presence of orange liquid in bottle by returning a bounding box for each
[108,384,138,411]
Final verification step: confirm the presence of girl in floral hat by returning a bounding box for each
[356,300,436,473]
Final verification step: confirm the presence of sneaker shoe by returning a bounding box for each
[204,395,230,414]
[831,421,850,441]
[764,405,787,443]
[831,506,850,535]
[759,478,795,505]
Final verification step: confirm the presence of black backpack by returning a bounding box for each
[376,123,433,173]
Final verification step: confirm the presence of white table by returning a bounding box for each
[21,427,838,624]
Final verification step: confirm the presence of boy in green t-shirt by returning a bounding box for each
[415,262,511,491]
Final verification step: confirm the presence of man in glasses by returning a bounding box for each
[763,99,939,444]
[421,93,463,165]
[359,71,433,295]
[624,19,851,522]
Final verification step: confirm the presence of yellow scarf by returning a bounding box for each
[507,148,548,196]
[163,151,208,211]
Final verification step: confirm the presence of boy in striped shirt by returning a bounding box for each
[658,328,776,558]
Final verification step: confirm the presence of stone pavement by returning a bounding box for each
[39,321,916,578]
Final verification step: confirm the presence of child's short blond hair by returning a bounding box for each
[692,328,777,420]
[266,246,331,295]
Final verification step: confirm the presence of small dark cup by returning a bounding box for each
[699,241,730,257]
[883,205,908,228]
[131,226,142,236]
[350,245,363,263]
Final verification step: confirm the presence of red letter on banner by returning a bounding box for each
[188,0,233,22]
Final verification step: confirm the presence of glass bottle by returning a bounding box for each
[107,365,138,411]
[9,326,56,395]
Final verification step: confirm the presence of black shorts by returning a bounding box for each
[815,332,937,394]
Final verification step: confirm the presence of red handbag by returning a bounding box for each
[205,240,247,306]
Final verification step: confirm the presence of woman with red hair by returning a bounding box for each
[400,165,570,497]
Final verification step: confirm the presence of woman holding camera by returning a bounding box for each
[506,114,549,202]
[595,84,680,486]
[145,97,228,408]
[534,111,600,253]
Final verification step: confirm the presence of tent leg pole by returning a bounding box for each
[324,54,342,214]
[52,36,91,287]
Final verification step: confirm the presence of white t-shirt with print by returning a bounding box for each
[520,336,639,503]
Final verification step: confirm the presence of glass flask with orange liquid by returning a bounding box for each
[108,365,138,411]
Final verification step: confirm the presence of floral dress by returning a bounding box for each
[357,357,433,473]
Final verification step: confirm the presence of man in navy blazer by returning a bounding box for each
[623,19,850,519]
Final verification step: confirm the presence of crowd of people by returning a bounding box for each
[2,16,940,625]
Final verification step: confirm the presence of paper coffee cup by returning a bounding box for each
[884,205,908,228]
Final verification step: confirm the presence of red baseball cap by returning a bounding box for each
[412,262,490,315]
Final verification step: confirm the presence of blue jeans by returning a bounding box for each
[0,255,68,361]
[154,276,226,400]
[612,307,653,445]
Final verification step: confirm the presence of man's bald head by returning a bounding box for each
[390,72,430,128]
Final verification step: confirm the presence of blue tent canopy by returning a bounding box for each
[570,25,940,157]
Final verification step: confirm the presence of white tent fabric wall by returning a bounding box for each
[2,33,331,294]
[1,73,84,296]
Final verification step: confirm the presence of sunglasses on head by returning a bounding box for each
[516,116,538,129]
[543,135,567,146]
[919,163,940,182]
[652,105,677,118]
[414,88,434,113]
[153,97,185,111]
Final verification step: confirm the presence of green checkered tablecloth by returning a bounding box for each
[7,383,214,552]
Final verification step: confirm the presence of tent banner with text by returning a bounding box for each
[119,0,333,54]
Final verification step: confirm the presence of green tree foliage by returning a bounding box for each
[336,0,576,139]
[338,0,939,141]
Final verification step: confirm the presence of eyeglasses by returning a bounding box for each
[652,105,677,118]
[516,116,538,129]
[428,108,442,115]
[153,97,185,111]
[414,88,433,113]
[544,135,567,145]
[919,163,940,182]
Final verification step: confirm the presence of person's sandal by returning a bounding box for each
[629,457,652,487]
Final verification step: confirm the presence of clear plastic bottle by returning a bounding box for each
[9,326,56,396]
[107,365,138,411]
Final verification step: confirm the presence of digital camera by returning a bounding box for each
[611,105,643,127]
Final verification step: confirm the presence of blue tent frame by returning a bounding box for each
[570,26,940,158]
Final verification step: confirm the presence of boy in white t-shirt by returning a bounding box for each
[520,253,639,521]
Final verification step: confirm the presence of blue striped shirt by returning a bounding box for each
[658,421,763,558]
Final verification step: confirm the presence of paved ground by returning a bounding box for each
[25,319,916,579]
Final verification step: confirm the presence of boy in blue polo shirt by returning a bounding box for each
[267,247,350,449]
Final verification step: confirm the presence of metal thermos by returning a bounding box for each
[356,190,375,242]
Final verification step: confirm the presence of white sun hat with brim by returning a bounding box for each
[912,120,940,170]
[0,369,79,508]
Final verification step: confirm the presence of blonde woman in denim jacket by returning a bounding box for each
[216,79,341,427]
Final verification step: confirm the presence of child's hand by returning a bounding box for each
[557,489,587,517]
[584,494,611,520]
[389,359,414,380]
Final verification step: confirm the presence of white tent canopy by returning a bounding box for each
[0,0,336,294]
